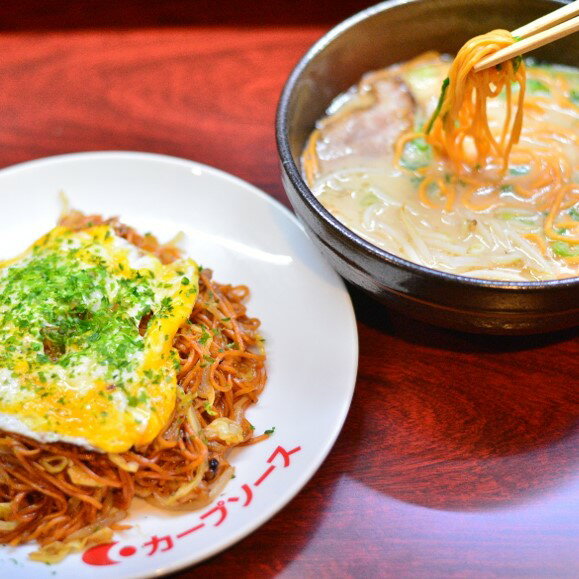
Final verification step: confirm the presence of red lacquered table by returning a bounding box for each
[0,2,577,576]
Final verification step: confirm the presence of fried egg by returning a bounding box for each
[0,224,199,453]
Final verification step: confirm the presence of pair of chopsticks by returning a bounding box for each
[474,0,579,71]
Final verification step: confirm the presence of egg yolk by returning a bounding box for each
[0,225,199,452]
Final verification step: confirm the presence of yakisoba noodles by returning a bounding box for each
[302,30,578,281]
[0,210,267,562]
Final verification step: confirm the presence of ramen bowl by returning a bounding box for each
[276,0,578,334]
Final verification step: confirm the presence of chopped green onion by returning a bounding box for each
[551,241,579,257]
[526,79,550,94]
[509,165,530,176]
[400,137,432,170]
[359,193,379,207]
[425,77,450,134]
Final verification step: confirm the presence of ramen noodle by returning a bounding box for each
[302,31,578,281]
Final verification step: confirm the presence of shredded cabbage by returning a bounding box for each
[204,418,244,445]
[67,466,101,487]
[29,527,114,564]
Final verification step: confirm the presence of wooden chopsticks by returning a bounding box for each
[474,1,579,72]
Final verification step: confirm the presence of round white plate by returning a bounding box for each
[0,152,358,578]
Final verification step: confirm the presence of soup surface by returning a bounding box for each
[302,53,579,281]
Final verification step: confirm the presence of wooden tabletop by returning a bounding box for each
[0,2,577,576]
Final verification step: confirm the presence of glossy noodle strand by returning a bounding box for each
[302,34,578,280]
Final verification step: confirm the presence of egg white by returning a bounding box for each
[0,225,199,453]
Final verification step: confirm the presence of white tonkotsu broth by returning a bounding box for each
[303,53,579,281]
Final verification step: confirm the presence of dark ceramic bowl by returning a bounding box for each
[276,0,578,334]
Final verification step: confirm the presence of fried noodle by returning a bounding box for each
[0,212,267,562]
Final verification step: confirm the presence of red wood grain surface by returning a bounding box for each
[0,6,577,578]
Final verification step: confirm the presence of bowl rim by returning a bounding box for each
[275,0,577,291]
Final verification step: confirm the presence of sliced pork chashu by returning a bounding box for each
[312,76,416,176]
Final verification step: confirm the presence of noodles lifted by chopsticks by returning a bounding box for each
[394,31,577,259]
[0,211,267,563]
[303,29,578,279]
[425,29,526,172]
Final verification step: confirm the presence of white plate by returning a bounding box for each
[0,152,358,578]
